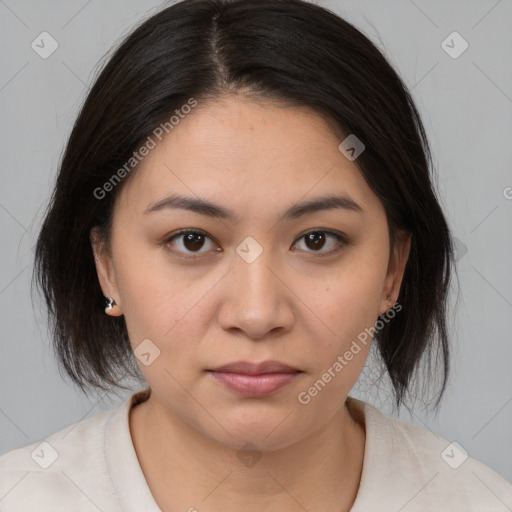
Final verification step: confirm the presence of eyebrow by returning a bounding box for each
[144,193,364,221]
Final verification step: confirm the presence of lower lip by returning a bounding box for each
[209,371,300,397]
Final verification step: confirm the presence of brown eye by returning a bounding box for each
[304,232,327,250]
[293,230,347,255]
[165,229,220,257]
[182,232,206,251]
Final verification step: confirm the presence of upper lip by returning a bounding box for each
[209,360,301,375]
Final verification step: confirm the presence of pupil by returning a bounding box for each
[184,233,204,251]
[305,232,325,250]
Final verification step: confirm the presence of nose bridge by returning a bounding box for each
[218,238,293,338]
[235,240,281,308]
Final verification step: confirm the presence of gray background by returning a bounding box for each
[0,0,511,483]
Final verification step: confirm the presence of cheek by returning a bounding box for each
[296,248,388,388]
[319,257,388,337]
[294,270,381,408]
[111,239,192,343]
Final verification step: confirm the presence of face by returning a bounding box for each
[92,96,410,451]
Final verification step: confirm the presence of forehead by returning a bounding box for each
[116,96,384,221]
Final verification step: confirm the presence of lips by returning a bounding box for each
[208,360,302,397]
[210,360,301,375]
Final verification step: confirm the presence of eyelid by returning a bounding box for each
[292,229,348,256]
[163,228,348,258]
[163,229,221,259]
[296,227,348,242]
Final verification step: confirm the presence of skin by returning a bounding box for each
[91,95,411,511]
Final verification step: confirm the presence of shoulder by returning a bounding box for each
[0,399,126,511]
[349,398,512,511]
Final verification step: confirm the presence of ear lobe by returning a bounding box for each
[381,230,412,314]
[90,227,119,303]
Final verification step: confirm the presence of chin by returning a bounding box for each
[201,408,306,452]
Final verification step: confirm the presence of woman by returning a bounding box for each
[1,0,510,510]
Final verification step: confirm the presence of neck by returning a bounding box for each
[129,392,365,512]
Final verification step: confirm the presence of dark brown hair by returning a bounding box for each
[34,0,456,407]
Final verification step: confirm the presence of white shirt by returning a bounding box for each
[1,388,511,511]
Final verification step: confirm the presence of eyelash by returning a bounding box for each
[162,228,348,260]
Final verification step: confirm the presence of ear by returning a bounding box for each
[379,230,412,315]
[90,227,123,316]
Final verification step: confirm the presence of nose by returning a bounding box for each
[216,246,295,340]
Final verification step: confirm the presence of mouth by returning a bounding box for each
[209,360,301,375]
[207,360,303,397]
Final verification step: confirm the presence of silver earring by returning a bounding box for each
[105,297,116,314]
